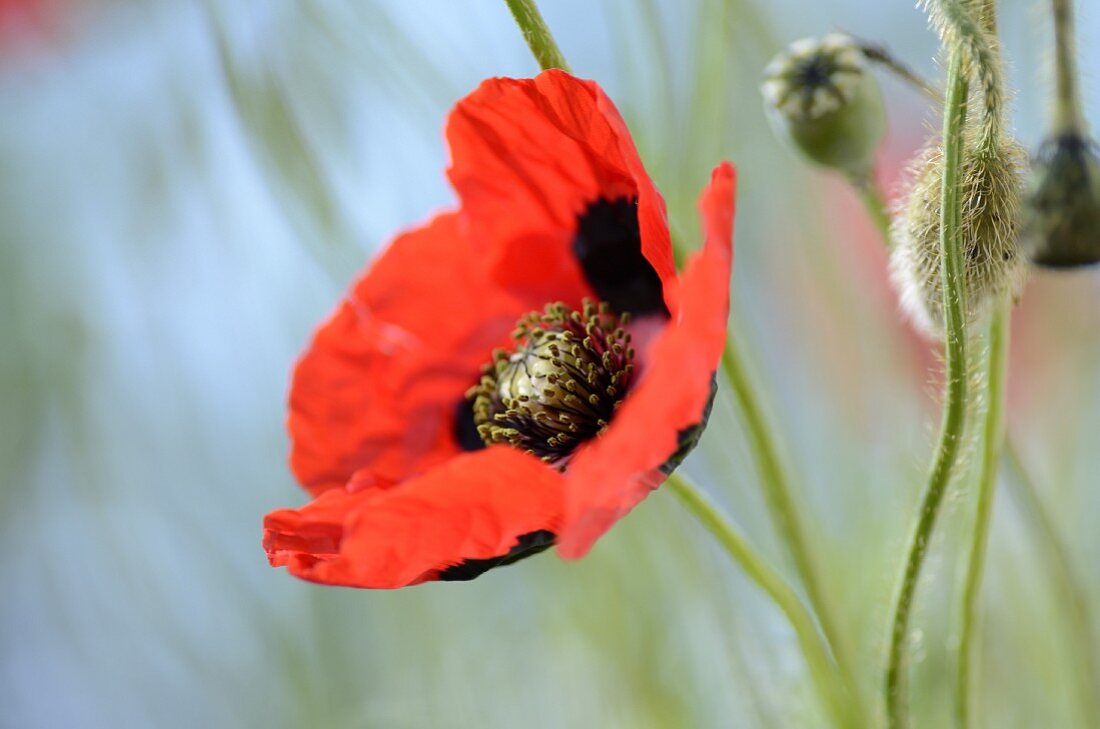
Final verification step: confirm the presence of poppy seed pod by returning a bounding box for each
[890,135,1028,335]
[761,33,886,178]
[1022,134,1100,268]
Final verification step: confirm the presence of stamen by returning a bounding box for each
[469,299,636,466]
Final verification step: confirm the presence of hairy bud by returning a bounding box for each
[1021,134,1100,268]
[890,135,1028,335]
[761,33,886,178]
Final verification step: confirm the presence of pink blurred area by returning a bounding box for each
[0,0,74,59]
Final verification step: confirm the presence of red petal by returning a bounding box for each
[288,212,528,496]
[446,70,677,312]
[264,447,565,588]
[557,163,737,558]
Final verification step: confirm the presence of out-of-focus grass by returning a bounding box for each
[2,1,1099,727]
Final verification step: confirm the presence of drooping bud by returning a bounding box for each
[1021,134,1100,268]
[890,135,1029,335]
[761,33,886,178]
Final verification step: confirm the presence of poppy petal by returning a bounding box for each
[288,212,528,496]
[556,162,737,559]
[264,447,565,588]
[446,69,677,314]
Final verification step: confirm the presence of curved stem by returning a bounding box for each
[955,301,1009,728]
[1052,0,1085,135]
[932,0,1003,154]
[503,0,571,72]
[1002,442,1100,727]
[721,338,863,725]
[884,48,971,729]
[855,41,943,103]
[664,472,854,728]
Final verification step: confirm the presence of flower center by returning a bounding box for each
[469,300,635,465]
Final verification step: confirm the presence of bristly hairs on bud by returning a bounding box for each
[920,0,1003,155]
[890,134,1027,334]
[891,0,1027,335]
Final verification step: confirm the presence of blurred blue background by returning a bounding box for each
[3,0,1099,726]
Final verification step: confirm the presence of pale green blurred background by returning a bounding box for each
[2,1,1099,727]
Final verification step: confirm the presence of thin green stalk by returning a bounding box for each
[721,338,863,724]
[503,0,571,72]
[856,41,943,103]
[1002,442,1100,727]
[884,48,971,729]
[850,173,893,243]
[955,301,1009,728]
[1052,0,1085,135]
[664,472,854,729]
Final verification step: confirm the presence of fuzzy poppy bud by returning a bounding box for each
[761,33,886,178]
[1022,134,1100,268]
[890,135,1029,335]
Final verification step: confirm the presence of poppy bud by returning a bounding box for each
[761,33,886,178]
[890,135,1029,335]
[1021,133,1100,268]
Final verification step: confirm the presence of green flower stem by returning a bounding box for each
[1052,0,1084,135]
[664,472,854,729]
[849,173,893,242]
[1003,442,1100,727]
[503,0,571,72]
[884,48,971,729]
[720,338,863,725]
[856,42,942,103]
[954,301,1009,728]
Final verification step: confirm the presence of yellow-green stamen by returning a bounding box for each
[469,300,634,464]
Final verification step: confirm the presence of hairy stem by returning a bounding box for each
[884,48,971,729]
[1002,443,1100,727]
[955,301,1009,728]
[664,472,854,728]
[1051,0,1085,135]
[503,0,571,72]
[928,0,1003,153]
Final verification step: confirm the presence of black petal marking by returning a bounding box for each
[572,197,667,316]
[453,398,487,452]
[437,529,556,582]
[659,375,718,476]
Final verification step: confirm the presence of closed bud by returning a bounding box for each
[890,135,1029,335]
[761,33,886,178]
[1022,134,1100,268]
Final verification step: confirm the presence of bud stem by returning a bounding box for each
[855,41,942,103]
[664,472,856,729]
[1052,0,1085,135]
[929,0,1004,155]
[849,172,894,242]
[884,46,972,729]
[503,0,572,72]
[955,300,1009,729]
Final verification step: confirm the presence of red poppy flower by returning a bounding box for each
[263,69,737,588]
